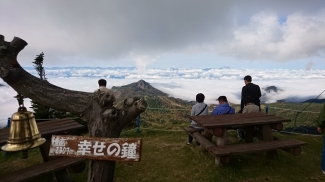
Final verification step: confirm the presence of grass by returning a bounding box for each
[1,102,324,181]
[1,128,324,182]
[115,129,325,182]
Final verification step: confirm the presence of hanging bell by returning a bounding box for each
[1,94,46,152]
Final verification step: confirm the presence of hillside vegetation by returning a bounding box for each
[111,80,322,132]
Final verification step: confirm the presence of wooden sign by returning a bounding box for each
[49,135,141,162]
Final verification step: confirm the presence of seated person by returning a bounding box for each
[187,93,209,145]
[242,96,260,113]
[211,96,235,115]
[238,96,260,141]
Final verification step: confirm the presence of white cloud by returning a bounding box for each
[1,67,324,128]
[217,10,325,62]
[133,54,159,75]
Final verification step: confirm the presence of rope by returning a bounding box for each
[268,107,320,114]
[293,89,325,127]
[279,130,322,137]
[147,108,190,111]
[140,128,184,132]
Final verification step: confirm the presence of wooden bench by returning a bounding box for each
[184,127,307,165]
[0,118,85,147]
[1,157,86,182]
[208,139,307,163]
[0,118,86,181]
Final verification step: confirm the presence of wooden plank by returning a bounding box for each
[191,132,216,150]
[41,124,84,137]
[190,113,290,128]
[1,157,86,182]
[208,139,307,156]
[49,135,142,162]
[183,127,204,133]
[0,128,9,145]
[38,119,84,137]
[0,119,84,147]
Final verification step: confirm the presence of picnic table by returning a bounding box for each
[0,118,87,182]
[185,112,307,165]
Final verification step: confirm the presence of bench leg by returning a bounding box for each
[39,137,74,181]
[53,168,72,182]
[203,129,213,141]
[215,156,230,166]
[216,128,227,146]
[215,128,228,166]
[245,126,254,143]
[262,124,277,159]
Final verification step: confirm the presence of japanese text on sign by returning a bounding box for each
[49,135,141,162]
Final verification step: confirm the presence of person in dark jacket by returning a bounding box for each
[239,75,261,113]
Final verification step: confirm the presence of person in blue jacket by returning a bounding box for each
[211,96,235,115]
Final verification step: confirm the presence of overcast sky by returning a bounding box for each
[1,0,324,70]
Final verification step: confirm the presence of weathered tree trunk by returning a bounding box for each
[0,35,147,182]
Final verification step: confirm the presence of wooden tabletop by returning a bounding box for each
[190,112,291,129]
[0,118,85,146]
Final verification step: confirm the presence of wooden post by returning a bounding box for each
[215,128,227,166]
[0,35,147,182]
[39,137,73,181]
[262,124,277,159]
[244,126,254,143]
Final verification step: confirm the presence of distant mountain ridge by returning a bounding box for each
[112,79,193,108]
[112,80,325,106]
[302,99,325,103]
[112,79,168,99]
[264,86,282,93]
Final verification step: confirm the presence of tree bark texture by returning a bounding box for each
[0,35,147,182]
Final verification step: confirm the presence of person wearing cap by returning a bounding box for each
[211,96,235,115]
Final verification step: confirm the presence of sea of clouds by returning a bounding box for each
[1,67,325,128]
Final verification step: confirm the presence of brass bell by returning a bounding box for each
[1,94,46,152]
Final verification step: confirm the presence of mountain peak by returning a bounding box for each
[264,86,282,93]
[112,79,168,101]
[136,79,150,89]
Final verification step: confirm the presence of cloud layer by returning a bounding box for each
[1,67,324,127]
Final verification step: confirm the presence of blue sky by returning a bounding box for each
[144,53,324,70]
[0,0,324,70]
